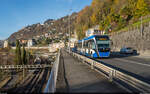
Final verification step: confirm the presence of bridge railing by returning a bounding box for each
[44,49,61,93]
[0,64,51,69]
[67,50,150,93]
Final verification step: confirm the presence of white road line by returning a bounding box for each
[114,58,150,67]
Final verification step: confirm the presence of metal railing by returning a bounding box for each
[68,50,150,93]
[0,64,52,69]
[44,49,61,93]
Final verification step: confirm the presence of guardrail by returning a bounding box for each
[44,49,61,93]
[67,50,150,93]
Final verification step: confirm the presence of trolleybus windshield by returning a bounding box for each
[95,36,110,48]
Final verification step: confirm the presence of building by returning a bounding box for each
[85,25,106,37]
[3,40,8,48]
[44,33,52,38]
[20,39,28,44]
[86,28,106,37]
[68,38,77,48]
[27,39,36,47]
[49,42,65,52]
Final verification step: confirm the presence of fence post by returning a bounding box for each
[91,61,94,69]
[82,57,85,63]
[109,70,113,82]
[23,65,25,82]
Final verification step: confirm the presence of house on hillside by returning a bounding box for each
[49,42,65,52]
[20,39,28,44]
[27,39,36,47]
[3,40,8,48]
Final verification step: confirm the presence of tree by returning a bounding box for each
[45,38,52,44]
[135,0,149,17]
[90,13,98,25]
[15,40,22,65]
[22,45,27,65]
[128,0,137,17]
[76,30,85,40]
[75,6,92,38]
[74,0,150,38]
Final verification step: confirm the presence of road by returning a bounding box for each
[96,52,150,83]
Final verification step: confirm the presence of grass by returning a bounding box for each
[9,48,16,54]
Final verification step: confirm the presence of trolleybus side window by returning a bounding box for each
[87,40,95,49]
[85,41,88,48]
[78,43,82,48]
[88,41,91,48]
[91,40,95,49]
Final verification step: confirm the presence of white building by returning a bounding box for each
[3,40,8,48]
[49,42,65,52]
[27,39,35,47]
[86,28,106,37]
[85,25,106,37]
[68,38,77,48]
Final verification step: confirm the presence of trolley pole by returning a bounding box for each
[69,14,70,53]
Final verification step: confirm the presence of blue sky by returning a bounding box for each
[0,0,92,40]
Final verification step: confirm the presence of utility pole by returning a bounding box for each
[69,9,72,53]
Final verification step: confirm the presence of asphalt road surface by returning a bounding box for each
[97,52,150,83]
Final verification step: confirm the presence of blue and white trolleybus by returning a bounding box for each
[77,35,110,58]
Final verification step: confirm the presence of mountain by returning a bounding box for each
[8,12,77,43]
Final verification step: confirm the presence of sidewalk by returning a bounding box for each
[56,50,126,93]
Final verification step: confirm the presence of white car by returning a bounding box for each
[120,47,135,54]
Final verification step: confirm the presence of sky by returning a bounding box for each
[0,0,92,40]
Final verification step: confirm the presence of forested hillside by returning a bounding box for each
[75,0,150,39]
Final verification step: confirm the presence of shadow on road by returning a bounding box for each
[108,51,140,59]
[74,51,140,60]
[69,80,127,93]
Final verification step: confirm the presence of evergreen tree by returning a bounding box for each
[22,45,27,65]
[15,40,22,65]
[27,51,31,64]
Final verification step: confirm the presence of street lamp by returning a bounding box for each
[69,9,72,53]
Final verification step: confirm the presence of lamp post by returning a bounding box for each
[69,9,72,53]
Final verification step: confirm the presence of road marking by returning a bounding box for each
[114,58,150,67]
